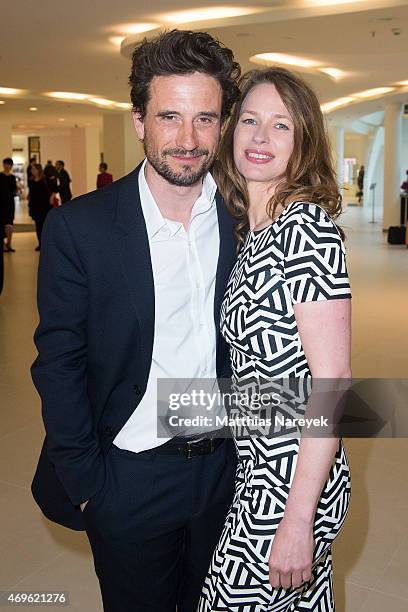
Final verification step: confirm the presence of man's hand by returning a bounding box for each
[80,500,89,512]
[268,516,314,589]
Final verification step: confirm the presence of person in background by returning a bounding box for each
[28,164,54,251]
[357,164,365,203]
[400,169,408,193]
[55,160,72,203]
[44,160,57,192]
[96,162,113,189]
[27,157,37,193]
[1,158,18,252]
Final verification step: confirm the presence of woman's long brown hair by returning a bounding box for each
[214,68,344,244]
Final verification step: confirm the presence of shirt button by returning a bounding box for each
[133,384,142,395]
[105,425,114,436]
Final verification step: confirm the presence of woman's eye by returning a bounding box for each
[242,118,256,125]
[276,122,289,130]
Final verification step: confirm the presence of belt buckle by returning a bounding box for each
[186,439,195,459]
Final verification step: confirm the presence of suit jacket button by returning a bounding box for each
[105,425,114,436]
[133,384,142,395]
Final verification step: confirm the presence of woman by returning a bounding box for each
[28,164,54,251]
[199,68,351,611]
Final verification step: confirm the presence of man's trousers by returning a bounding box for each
[83,439,237,612]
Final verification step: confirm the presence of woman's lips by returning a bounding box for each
[244,149,274,164]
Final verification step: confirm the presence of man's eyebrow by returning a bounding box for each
[156,110,180,117]
[155,110,220,118]
[197,111,220,118]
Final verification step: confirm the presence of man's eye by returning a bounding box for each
[196,116,216,126]
[161,115,177,121]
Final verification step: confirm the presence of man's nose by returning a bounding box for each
[176,122,199,150]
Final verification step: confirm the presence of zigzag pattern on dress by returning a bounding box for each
[198,202,351,611]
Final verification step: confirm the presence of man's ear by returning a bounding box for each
[132,112,145,140]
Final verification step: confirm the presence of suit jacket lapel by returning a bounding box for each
[113,163,155,382]
[214,191,237,346]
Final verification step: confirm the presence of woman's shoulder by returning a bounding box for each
[282,201,331,225]
[277,201,341,235]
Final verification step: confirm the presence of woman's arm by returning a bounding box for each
[268,298,351,589]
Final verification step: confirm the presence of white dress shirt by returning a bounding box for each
[113,160,221,453]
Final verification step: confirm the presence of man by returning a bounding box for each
[31,30,240,612]
[1,158,18,252]
[96,162,113,189]
[55,159,72,202]
[44,160,58,192]
[26,156,37,190]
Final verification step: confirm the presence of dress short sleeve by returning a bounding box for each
[282,204,351,305]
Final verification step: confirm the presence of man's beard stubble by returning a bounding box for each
[143,137,217,187]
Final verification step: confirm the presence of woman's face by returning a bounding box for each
[32,166,39,179]
[233,83,294,188]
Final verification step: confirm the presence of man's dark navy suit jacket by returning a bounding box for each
[31,162,236,531]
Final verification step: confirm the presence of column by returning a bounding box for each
[70,126,101,197]
[383,102,402,230]
[103,113,144,181]
[0,119,12,157]
[332,126,345,193]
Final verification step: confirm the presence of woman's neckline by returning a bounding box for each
[249,201,297,235]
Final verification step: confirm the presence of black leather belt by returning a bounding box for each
[154,436,225,459]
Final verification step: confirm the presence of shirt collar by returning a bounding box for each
[138,159,217,240]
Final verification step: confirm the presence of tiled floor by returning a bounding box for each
[0,203,407,611]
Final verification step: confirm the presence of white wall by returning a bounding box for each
[103,113,144,180]
[70,126,101,197]
[0,119,12,159]
[41,132,72,171]
[365,127,384,216]
[401,115,408,178]
[344,134,370,168]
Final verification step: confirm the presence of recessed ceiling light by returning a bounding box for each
[58,118,66,122]
[251,53,320,69]
[29,107,38,111]
[306,0,366,6]
[318,67,348,80]
[0,87,23,95]
[160,6,262,24]
[113,23,159,35]
[321,97,355,113]
[115,102,132,110]
[0,100,5,105]
[397,80,408,86]
[109,36,125,46]
[46,91,88,100]
[89,97,115,106]
[353,87,395,98]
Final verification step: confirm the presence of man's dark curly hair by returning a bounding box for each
[129,29,241,120]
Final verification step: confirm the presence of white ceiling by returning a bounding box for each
[1,0,408,130]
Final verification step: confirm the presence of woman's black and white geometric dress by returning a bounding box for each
[198,202,352,612]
